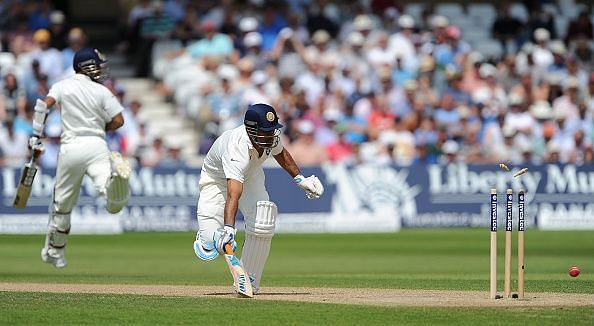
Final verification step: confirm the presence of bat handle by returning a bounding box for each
[224,244,234,255]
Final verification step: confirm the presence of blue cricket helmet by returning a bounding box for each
[244,103,283,148]
[244,103,283,132]
[73,47,109,82]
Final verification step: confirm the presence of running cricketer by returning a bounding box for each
[193,103,324,294]
[29,48,131,268]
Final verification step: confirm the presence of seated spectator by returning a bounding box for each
[552,77,580,125]
[171,5,200,46]
[241,70,272,107]
[434,94,460,134]
[491,2,524,55]
[125,0,153,53]
[552,110,578,163]
[378,117,416,166]
[121,99,144,157]
[366,31,392,69]
[504,94,534,135]
[326,128,356,164]
[0,120,28,167]
[565,10,593,45]
[160,142,184,168]
[287,120,328,166]
[205,68,242,135]
[0,73,26,122]
[259,5,288,52]
[440,139,460,164]
[472,63,507,117]
[163,0,185,23]
[48,10,67,50]
[30,72,50,103]
[388,15,417,72]
[315,108,340,146]
[31,28,63,84]
[28,0,52,31]
[573,40,594,71]
[170,20,233,60]
[565,56,588,89]
[459,127,483,163]
[527,6,556,41]
[141,136,165,167]
[442,70,471,106]
[367,95,395,140]
[306,2,337,40]
[136,1,175,77]
[61,28,87,78]
[391,54,415,87]
[547,41,566,73]
[510,71,536,104]
[531,28,553,70]
[241,32,267,70]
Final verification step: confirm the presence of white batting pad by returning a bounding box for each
[106,152,131,214]
[241,201,277,293]
[45,211,71,249]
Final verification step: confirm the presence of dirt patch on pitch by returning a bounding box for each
[1,282,593,307]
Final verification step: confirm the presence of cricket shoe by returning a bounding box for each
[41,247,67,268]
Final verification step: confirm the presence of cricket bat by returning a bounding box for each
[223,244,253,298]
[13,151,40,208]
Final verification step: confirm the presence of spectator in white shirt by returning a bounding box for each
[31,29,64,84]
[531,28,553,70]
[552,77,580,125]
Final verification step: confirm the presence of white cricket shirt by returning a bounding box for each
[47,74,124,143]
[202,125,283,183]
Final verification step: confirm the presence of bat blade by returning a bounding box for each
[13,162,37,209]
[224,245,253,298]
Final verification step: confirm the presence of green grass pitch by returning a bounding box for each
[1,229,593,324]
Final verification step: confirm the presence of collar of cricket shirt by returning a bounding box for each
[73,73,92,81]
[242,125,255,150]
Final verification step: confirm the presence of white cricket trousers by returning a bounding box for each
[196,169,269,242]
[52,136,111,214]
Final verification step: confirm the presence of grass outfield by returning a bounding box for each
[1,292,593,325]
[1,229,593,324]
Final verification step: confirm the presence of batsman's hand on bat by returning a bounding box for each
[294,174,324,199]
[28,136,45,154]
[215,224,237,254]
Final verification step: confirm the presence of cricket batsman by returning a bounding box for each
[29,48,131,268]
[193,103,324,294]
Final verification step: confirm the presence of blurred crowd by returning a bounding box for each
[148,0,594,166]
[0,0,173,168]
[2,0,594,168]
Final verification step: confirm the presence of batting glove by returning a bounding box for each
[28,136,45,154]
[215,224,237,254]
[294,174,324,199]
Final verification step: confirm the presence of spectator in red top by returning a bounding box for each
[367,95,396,140]
[326,128,355,164]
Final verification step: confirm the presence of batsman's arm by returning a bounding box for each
[32,97,56,137]
[273,149,300,178]
[224,178,243,226]
[105,113,124,131]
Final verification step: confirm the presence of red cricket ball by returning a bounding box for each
[568,266,580,277]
